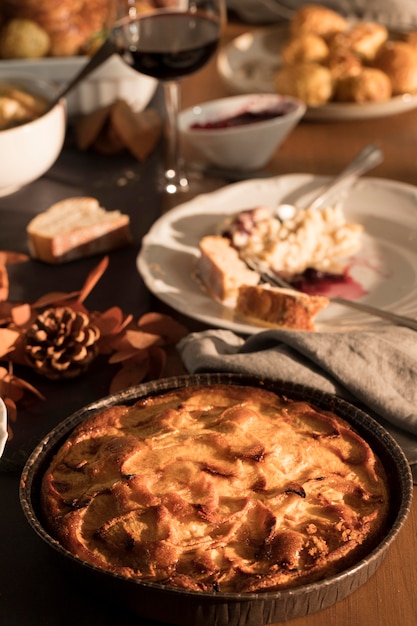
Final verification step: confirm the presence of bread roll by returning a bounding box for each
[27,197,132,264]
[326,46,363,82]
[290,4,347,41]
[328,22,388,63]
[334,67,392,102]
[374,41,417,95]
[281,33,329,65]
[275,62,333,106]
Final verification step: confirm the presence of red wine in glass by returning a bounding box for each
[114,12,220,80]
[112,4,224,194]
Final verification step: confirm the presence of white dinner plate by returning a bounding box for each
[137,174,417,334]
[217,25,417,121]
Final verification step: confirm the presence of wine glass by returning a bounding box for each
[111,0,226,194]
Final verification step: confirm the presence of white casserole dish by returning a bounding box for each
[0,55,158,116]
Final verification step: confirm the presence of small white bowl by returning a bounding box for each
[0,74,66,197]
[0,397,7,458]
[179,93,306,171]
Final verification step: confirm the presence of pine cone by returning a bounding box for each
[25,306,100,380]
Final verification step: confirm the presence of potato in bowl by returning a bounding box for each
[0,74,66,196]
[0,80,48,129]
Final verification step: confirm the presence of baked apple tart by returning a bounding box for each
[41,383,389,593]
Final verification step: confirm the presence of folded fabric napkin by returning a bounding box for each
[178,326,417,483]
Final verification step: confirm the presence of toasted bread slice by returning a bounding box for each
[27,196,131,264]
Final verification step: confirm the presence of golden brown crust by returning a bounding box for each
[290,4,348,41]
[334,68,392,103]
[274,62,334,106]
[328,22,388,63]
[326,46,363,82]
[374,41,417,95]
[41,384,390,593]
[281,33,329,65]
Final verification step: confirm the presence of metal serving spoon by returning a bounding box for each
[45,38,118,113]
[275,143,384,222]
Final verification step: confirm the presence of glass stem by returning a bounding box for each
[163,80,188,193]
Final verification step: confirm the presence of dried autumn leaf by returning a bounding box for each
[108,347,148,364]
[3,394,16,420]
[93,307,133,335]
[124,329,163,350]
[32,290,81,309]
[74,103,113,151]
[0,264,8,302]
[0,369,24,402]
[138,312,188,344]
[0,328,20,358]
[98,331,133,356]
[146,345,167,380]
[0,247,190,426]
[12,375,44,400]
[98,334,123,355]
[0,366,44,401]
[5,333,28,366]
[93,309,135,355]
[3,395,16,440]
[0,301,14,325]
[77,256,109,304]
[11,303,33,327]
[109,357,150,393]
[111,101,162,162]
[0,251,30,265]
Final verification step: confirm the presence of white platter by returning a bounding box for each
[137,174,417,334]
[217,26,417,121]
[0,55,157,117]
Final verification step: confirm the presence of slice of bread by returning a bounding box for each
[27,197,132,264]
[236,283,329,331]
[196,236,260,306]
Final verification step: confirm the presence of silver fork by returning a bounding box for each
[244,257,417,331]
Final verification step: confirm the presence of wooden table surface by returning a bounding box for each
[0,17,416,626]
[179,20,417,626]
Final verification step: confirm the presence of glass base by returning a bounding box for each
[163,167,189,195]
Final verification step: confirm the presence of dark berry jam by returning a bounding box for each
[190,105,291,130]
[289,267,367,299]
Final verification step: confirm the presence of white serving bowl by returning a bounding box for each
[0,55,158,116]
[179,93,306,171]
[0,74,66,197]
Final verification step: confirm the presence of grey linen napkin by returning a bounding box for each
[178,326,417,483]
